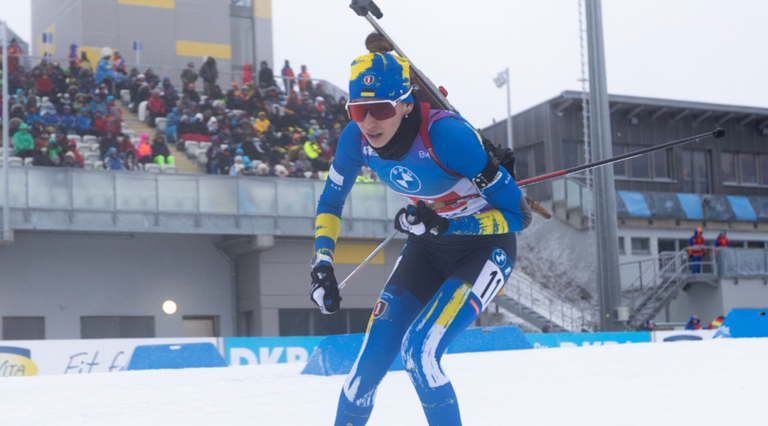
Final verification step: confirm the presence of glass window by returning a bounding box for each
[533,142,546,175]
[653,149,671,179]
[631,237,651,255]
[562,140,581,169]
[658,238,677,253]
[739,153,757,184]
[2,316,45,340]
[630,145,650,179]
[683,150,711,193]
[230,16,254,67]
[618,237,625,255]
[81,316,155,339]
[230,0,252,6]
[613,144,626,176]
[721,153,737,183]
[279,310,310,336]
[761,155,768,185]
[516,148,530,180]
[747,241,765,249]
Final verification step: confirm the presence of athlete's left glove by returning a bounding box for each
[394,200,450,239]
[309,264,342,314]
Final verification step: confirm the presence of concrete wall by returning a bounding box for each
[237,237,407,336]
[662,277,768,325]
[31,0,82,57]
[0,231,233,339]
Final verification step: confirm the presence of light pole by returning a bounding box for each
[493,68,513,150]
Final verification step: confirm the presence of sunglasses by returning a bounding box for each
[346,87,413,122]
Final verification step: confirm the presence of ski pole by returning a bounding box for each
[338,128,724,290]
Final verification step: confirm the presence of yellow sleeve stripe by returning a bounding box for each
[474,209,509,235]
[315,213,341,241]
[460,121,484,146]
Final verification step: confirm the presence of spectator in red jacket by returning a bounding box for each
[298,64,310,90]
[34,69,53,97]
[281,60,295,92]
[243,64,252,86]
[118,135,136,154]
[147,89,166,127]
[688,228,706,273]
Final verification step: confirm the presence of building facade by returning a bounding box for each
[31,0,273,74]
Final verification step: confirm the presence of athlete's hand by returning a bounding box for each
[394,200,449,239]
[309,264,342,314]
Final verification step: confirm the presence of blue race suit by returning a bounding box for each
[314,105,524,426]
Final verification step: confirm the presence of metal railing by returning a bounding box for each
[504,269,596,332]
[623,246,717,329]
[0,166,401,220]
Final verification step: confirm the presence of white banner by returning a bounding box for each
[0,338,220,377]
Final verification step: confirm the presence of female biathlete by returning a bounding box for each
[309,34,531,426]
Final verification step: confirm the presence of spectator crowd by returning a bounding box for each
[0,40,376,180]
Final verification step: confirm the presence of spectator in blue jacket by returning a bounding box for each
[43,103,61,128]
[90,95,107,116]
[76,107,94,136]
[94,48,115,85]
[685,315,702,330]
[25,104,44,124]
[103,147,125,170]
[60,105,77,134]
[165,107,180,142]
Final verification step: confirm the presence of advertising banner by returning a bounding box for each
[0,338,218,377]
[526,332,651,349]
[652,329,717,342]
[225,337,325,366]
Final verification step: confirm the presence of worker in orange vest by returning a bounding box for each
[688,228,706,273]
[714,230,730,255]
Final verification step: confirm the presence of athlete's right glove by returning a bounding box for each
[394,200,450,239]
[309,264,342,314]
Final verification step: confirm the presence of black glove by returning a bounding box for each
[394,200,450,239]
[309,264,342,314]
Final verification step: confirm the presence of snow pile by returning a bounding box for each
[2,338,765,425]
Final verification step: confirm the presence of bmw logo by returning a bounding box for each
[390,166,421,193]
[492,248,507,267]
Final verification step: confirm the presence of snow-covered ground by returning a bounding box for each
[2,338,765,425]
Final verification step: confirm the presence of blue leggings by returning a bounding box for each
[335,234,516,426]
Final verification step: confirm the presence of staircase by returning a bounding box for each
[622,247,718,330]
[496,270,595,332]
[118,106,201,173]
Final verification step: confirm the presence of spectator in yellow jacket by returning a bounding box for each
[255,111,270,137]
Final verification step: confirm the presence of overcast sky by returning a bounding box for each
[2,0,766,128]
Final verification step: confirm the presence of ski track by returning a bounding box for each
[1,338,765,425]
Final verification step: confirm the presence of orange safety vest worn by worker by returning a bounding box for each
[688,235,706,256]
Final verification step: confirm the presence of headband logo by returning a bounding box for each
[364,75,375,85]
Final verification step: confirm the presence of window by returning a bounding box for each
[618,237,625,255]
[613,145,671,180]
[279,309,372,336]
[721,153,737,183]
[682,150,711,193]
[629,145,650,179]
[740,153,757,184]
[183,316,219,337]
[653,149,671,179]
[533,142,546,175]
[613,144,626,176]
[81,316,155,339]
[230,0,252,6]
[721,152,764,185]
[230,16,254,67]
[658,238,677,253]
[747,241,765,249]
[515,147,530,180]
[562,140,583,169]
[631,237,651,255]
[2,317,45,340]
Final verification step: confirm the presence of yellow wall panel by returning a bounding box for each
[333,243,385,265]
[175,41,232,60]
[36,23,56,57]
[117,0,176,8]
[254,0,272,19]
